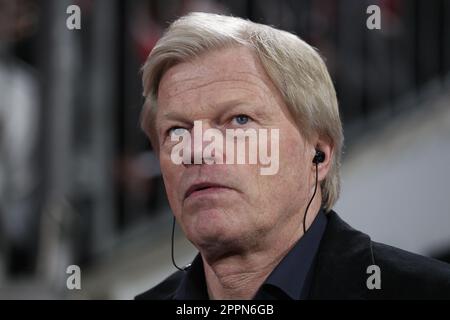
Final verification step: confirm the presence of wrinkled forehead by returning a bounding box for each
[157,46,271,99]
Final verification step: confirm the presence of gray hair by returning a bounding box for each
[141,12,344,211]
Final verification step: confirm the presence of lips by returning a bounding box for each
[184,182,233,199]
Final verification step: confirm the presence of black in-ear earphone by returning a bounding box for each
[303,149,325,234]
[313,149,325,165]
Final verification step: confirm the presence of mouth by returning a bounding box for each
[184,182,233,200]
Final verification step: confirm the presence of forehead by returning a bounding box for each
[157,46,276,107]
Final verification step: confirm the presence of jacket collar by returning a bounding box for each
[308,211,374,299]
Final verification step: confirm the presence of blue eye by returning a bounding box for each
[234,114,250,125]
[169,127,188,136]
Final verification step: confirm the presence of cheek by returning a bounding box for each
[244,127,307,208]
[281,140,304,171]
[277,130,309,191]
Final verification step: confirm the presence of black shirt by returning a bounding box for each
[173,208,327,300]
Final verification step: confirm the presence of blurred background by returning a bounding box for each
[0,0,449,299]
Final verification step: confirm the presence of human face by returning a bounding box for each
[155,46,315,254]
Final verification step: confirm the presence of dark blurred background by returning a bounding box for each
[0,0,449,299]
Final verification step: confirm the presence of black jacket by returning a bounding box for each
[136,211,450,299]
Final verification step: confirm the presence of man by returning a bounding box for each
[136,12,450,299]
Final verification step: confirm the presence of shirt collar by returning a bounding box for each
[257,208,327,299]
[174,208,328,300]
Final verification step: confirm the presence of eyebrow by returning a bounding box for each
[161,99,252,119]
[162,111,190,121]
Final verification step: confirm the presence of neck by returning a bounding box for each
[201,198,322,300]
[202,246,287,299]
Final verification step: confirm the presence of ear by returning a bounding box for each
[314,136,334,183]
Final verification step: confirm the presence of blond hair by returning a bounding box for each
[141,12,343,211]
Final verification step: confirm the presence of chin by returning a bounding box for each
[187,212,243,249]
